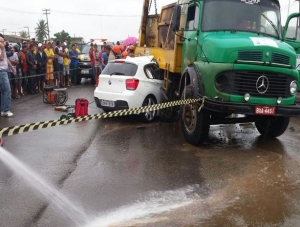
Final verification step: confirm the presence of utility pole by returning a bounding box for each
[43,9,50,40]
[2,29,6,36]
[24,27,30,39]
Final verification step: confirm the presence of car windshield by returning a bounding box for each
[202,0,281,38]
[77,43,86,52]
[102,62,138,76]
[81,44,92,54]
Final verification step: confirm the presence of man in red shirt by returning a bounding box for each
[19,44,28,95]
[88,43,95,77]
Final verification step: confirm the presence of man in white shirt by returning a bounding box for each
[0,36,16,117]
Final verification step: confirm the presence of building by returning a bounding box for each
[71,37,84,43]
[4,34,30,44]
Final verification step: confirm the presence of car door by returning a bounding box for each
[141,63,164,102]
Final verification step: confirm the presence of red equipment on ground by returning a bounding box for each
[75,98,89,117]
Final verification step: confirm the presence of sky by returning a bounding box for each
[0,0,298,43]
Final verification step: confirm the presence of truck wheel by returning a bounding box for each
[255,116,290,138]
[179,85,210,145]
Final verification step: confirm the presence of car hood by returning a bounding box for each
[78,53,91,61]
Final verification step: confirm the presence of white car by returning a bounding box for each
[94,56,165,122]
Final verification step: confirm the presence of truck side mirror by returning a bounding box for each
[282,13,300,40]
[172,5,181,32]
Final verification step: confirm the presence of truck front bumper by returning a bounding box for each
[201,96,300,117]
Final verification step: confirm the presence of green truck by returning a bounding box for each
[135,0,300,145]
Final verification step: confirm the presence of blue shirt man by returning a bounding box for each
[101,46,111,72]
[69,44,79,85]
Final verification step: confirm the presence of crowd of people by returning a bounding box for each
[88,41,135,85]
[0,33,136,117]
[0,35,83,117]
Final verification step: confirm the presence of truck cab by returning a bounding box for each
[135,0,300,145]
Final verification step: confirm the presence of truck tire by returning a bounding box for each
[255,116,290,138]
[179,85,210,145]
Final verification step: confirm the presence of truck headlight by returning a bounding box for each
[290,80,297,95]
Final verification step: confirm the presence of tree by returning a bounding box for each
[53,30,71,42]
[19,30,28,39]
[35,19,48,43]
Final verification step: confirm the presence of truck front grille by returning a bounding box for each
[238,51,263,61]
[237,51,291,66]
[231,71,291,98]
[271,53,290,65]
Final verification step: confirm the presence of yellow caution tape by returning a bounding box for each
[0,98,202,137]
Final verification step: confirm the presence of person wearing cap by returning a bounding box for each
[112,45,122,59]
[0,36,15,117]
[63,39,68,50]
[36,43,47,92]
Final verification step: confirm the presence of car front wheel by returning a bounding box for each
[140,96,157,122]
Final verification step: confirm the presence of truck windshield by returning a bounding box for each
[202,0,281,38]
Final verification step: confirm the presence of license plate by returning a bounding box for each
[81,69,89,74]
[101,100,115,107]
[255,106,275,115]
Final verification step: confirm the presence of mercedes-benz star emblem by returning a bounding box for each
[256,75,269,94]
[108,80,111,85]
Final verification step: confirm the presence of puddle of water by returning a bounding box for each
[84,185,198,227]
[0,147,89,226]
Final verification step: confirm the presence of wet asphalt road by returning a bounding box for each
[1,81,300,227]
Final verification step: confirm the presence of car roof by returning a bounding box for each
[112,56,155,65]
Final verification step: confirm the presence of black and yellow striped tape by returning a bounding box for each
[0,98,203,138]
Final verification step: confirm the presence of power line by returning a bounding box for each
[51,9,140,17]
[0,6,140,17]
[0,7,40,15]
